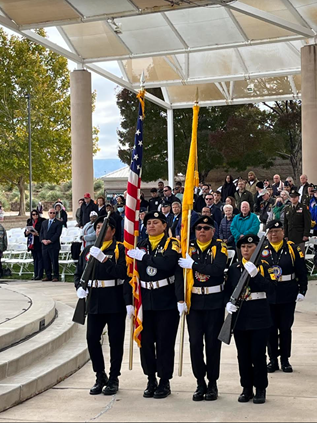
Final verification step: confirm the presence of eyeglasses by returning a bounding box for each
[49,212,56,214]
[31,213,37,216]
[163,189,170,192]
[205,198,213,201]
[196,225,212,231]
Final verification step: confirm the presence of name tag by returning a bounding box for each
[297,210,303,213]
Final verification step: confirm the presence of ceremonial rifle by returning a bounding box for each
[72,211,111,324]
[218,233,267,345]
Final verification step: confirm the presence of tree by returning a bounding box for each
[0,29,99,215]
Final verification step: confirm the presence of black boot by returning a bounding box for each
[89,371,108,395]
[102,378,119,395]
[253,388,266,404]
[238,388,254,403]
[143,376,158,398]
[205,381,218,401]
[192,380,207,402]
[153,379,171,399]
[281,359,293,373]
[267,359,279,373]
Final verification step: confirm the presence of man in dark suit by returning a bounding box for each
[40,208,63,282]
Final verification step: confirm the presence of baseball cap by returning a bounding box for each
[84,193,91,198]
[90,211,98,217]
[259,189,269,196]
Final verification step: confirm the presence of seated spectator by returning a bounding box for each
[219,205,235,249]
[97,196,106,216]
[221,175,236,203]
[225,196,239,215]
[267,197,286,226]
[80,211,98,251]
[139,208,148,242]
[280,190,291,206]
[230,201,260,247]
[54,202,68,228]
[0,221,7,277]
[25,210,46,280]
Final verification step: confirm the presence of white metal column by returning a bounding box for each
[167,109,175,188]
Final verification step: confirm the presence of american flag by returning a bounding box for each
[124,92,145,347]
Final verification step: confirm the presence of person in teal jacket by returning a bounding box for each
[231,201,260,244]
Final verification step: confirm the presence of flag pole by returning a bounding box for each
[178,89,199,377]
[129,71,145,371]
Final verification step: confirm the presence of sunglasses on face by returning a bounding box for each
[49,212,56,214]
[196,225,212,231]
[205,198,213,201]
[32,213,38,216]
[163,189,170,192]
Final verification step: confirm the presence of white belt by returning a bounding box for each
[88,280,124,288]
[192,284,225,295]
[246,292,266,301]
[141,278,174,290]
[278,273,295,282]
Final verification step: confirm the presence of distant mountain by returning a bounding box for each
[94,159,126,179]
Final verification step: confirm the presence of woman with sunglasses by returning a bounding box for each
[178,215,228,402]
[25,209,46,280]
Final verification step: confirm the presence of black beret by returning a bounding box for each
[193,215,215,229]
[144,211,167,226]
[266,220,283,230]
[237,234,260,249]
[94,215,116,231]
[289,189,300,198]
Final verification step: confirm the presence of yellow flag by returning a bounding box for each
[181,104,200,310]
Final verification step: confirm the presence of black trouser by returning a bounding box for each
[31,249,43,278]
[140,309,179,381]
[268,302,296,361]
[187,308,224,383]
[234,328,269,390]
[42,248,59,279]
[0,256,3,277]
[87,312,126,380]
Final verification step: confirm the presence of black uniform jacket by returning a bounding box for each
[261,240,308,304]
[137,235,184,311]
[189,239,228,311]
[284,203,311,244]
[74,241,131,314]
[225,261,276,331]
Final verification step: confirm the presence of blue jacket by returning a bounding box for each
[231,212,260,243]
[219,217,235,247]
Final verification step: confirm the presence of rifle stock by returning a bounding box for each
[72,212,111,325]
[218,233,267,344]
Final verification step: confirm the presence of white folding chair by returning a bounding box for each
[67,220,78,228]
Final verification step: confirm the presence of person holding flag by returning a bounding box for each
[127,210,185,399]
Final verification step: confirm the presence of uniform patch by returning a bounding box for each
[296,209,303,213]
[195,272,210,283]
[85,253,90,262]
[262,249,270,258]
[146,266,158,277]
[154,212,159,217]
[271,265,283,280]
[172,240,181,254]
[297,247,304,259]
[248,237,253,243]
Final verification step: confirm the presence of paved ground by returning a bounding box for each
[0,279,316,422]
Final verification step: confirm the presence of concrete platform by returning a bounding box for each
[0,280,316,422]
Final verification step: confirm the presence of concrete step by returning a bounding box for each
[0,306,89,412]
[0,285,56,351]
[0,302,77,380]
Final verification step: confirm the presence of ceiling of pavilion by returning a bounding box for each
[0,0,316,109]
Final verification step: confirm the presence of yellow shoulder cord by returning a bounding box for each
[287,242,295,266]
[259,265,265,277]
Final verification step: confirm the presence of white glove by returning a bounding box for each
[76,287,88,299]
[178,253,194,269]
[296,293,305,302]
[90,246,106,263]
[126,305,134,319]
[244,261,258,278]
[127,248,146,261]
[226,302,238,314]
[177,302,188,317]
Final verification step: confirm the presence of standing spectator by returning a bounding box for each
[285,177,297,191]
[221,175,236,203]
[219,205,235,248]
[302,183,315,208]
[36,201,43,217]
[284,190,311,254]
[158,181,165,198]
[267,197,286,226]
[79,193,98,228]
[174,186,183,203]
[225,197,239,215]
[309,188,317,229]
[254,181,264,213]
[97,196,106,216]
[54,202,68,228]
[230,201,260,249]
[234,180,254,211]
[272,175,284,197]
[258,190,274,229]
[204,194,222,226]
[139,208,148,242]
[0,201,4,221]
[140,192,149,210]
[246,171,259,195]
[194,184,211,213]
[202,207,219,239]
[299,174,309,203]
[106,204,123,242]
[76,199,84,227]
[25,210,45,280]
[148,188,162,211]
[280,190,291,206]
[263,180,271,189]
[170,202,182,238]
[213,191,223,212]
[40,208,63,282]
[163,186,181,204]
[283,181,291,194]
[116,199,126,242]
[161,201,174,229]
[80,211,98,251]
[0,221,7,277]
[110,194,117,206]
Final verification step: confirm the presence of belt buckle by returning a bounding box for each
[155,281,160,289]
[149,282,154,290]
[201,286,205,295]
